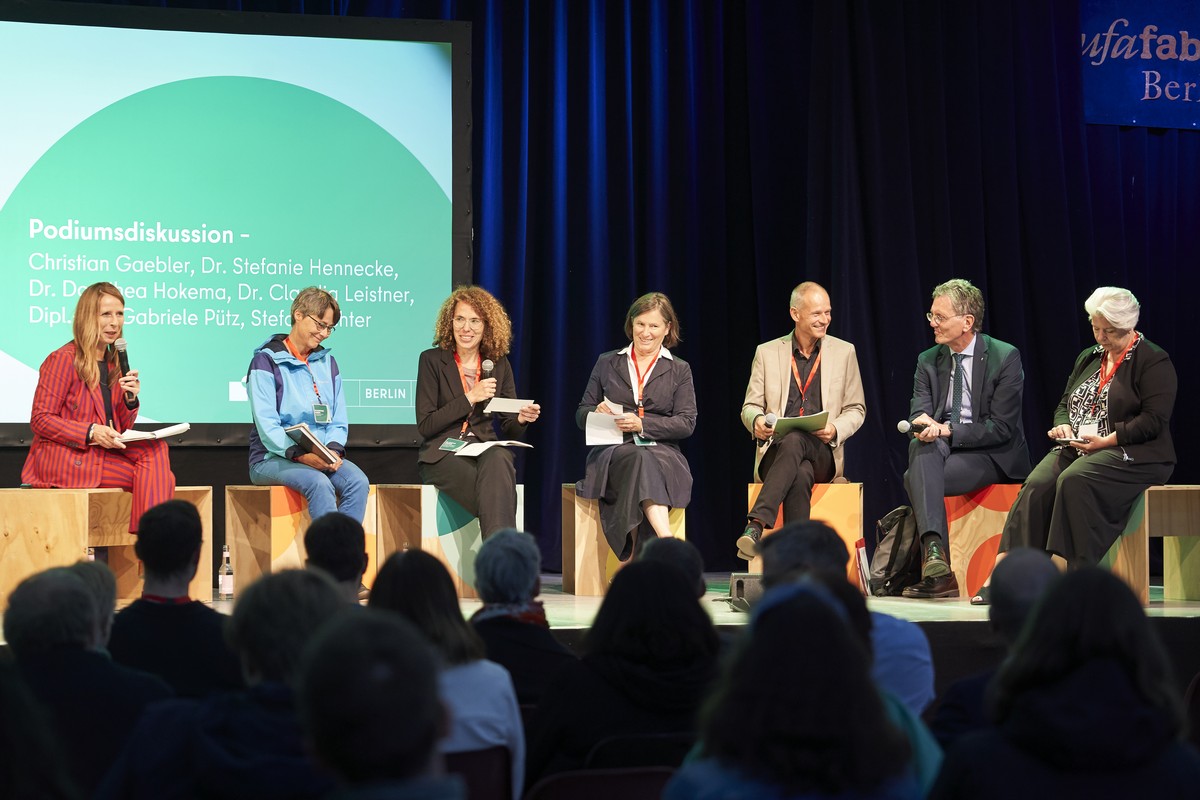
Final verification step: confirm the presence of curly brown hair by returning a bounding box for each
[431,285,513,359]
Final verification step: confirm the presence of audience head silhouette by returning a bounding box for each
[698,580,911,795]
[299,609,446,786]
[757,520,847,589]
[988,547,1059,644]
[638,536,707,598]
[584,559,718,664]
[990,567,1183,736]
[304,512,369,588]
[224,568,343,687]
[135,499,203,580]
[474,528,540,604]
[369,550,485,665]
[4,568,100,656]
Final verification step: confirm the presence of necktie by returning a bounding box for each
[950,353,966,424]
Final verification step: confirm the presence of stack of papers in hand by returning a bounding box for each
[119,422,191,442]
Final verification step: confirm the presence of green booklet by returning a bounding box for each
[771,410,829,435]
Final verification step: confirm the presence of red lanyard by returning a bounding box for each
[789,351,822,415]
[283,337,324,404]
[141,593,190,605]
[1096,334,1137,397]
[454,352,481,435]
[630,349,661,418]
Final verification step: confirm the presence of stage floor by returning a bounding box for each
[525,573,1200,630]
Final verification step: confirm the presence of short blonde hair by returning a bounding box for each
[291,287,341,327]
[1084,287,1139,331]
[932,279,984,332]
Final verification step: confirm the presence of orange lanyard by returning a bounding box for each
[453,352,481,435]
[630,349,661,418]
[789,351,822,415]
[1096,334,1137,397]
[283,337,324,404]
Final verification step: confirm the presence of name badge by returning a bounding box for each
[313,404,331,424]
[440,438,467,452]
[633,434,657,447]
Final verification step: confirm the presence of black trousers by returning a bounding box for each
[749,431,835,527]
[419,446,517,537]
[1000,447,1172,568]
[904,437,1004,561]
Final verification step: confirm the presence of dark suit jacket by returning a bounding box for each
[22,342,139,487]
[415,348,528,464]
[909,333,1031,481]
[1052,336,1175,465]
[573,348,697,504]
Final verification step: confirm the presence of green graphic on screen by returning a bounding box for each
[0,76,447,425]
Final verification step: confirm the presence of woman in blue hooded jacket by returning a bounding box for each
[246,287,368,522]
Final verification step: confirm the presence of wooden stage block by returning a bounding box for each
[744,482,863,588]
[945,484,1021,600]
[561,484,686,597]
[225,485,379,595]
[376,484,524,599]
[0,486,213,604]
[1104,485,1200,605]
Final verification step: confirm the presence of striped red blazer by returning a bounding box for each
[21,342,138,488]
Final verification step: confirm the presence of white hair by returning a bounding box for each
[1084,286,1140,331]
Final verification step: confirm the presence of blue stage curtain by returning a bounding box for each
[90,0,1196,571]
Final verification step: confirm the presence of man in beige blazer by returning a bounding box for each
[737,282,866,559]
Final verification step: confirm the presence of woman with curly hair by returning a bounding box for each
[416,286,540,536]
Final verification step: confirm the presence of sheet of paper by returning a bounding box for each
[603,397,624,415]
[118,422,191,442]
[482,397,534,414]
[771,410,830,436]
[454,440,534,457]
[585,411,624,446]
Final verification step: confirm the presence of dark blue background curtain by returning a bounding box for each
[97,0,1197,571]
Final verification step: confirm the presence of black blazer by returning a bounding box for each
[909,333,1031,481]
[415,348,528,464]
[1052,336,1175,465]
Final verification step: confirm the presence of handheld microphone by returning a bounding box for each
[114,338,136,407]
[481,359,495,414]
[896,419,929,434]
[764,412,778,428]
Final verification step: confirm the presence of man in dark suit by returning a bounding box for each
[902,279,1031,599]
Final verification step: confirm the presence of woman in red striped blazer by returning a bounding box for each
[21,282,175,532]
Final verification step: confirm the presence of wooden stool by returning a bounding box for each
[225,485,378,594]
[744,482,864,588]
[561,484,686,596]
[945,484,1021,599]
[375,484,524,599]
[1103,485,1200,605]
[0,486,213,603]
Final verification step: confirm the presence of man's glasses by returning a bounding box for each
[926,312,966,325]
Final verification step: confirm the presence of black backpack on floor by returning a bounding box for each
[869,505,922,596]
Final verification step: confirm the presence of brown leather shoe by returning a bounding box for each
[901,573,960,599]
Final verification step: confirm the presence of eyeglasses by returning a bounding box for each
[453,316,485,331]
[926,312,966,325]
[307,315,336,334]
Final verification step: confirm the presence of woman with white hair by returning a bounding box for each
[977,287,1176,603]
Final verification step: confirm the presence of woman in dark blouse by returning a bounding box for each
[988,287,1175,595]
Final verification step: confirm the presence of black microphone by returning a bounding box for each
[481,359,495,414]
[114,338,136,407]
[896,419,929,434]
